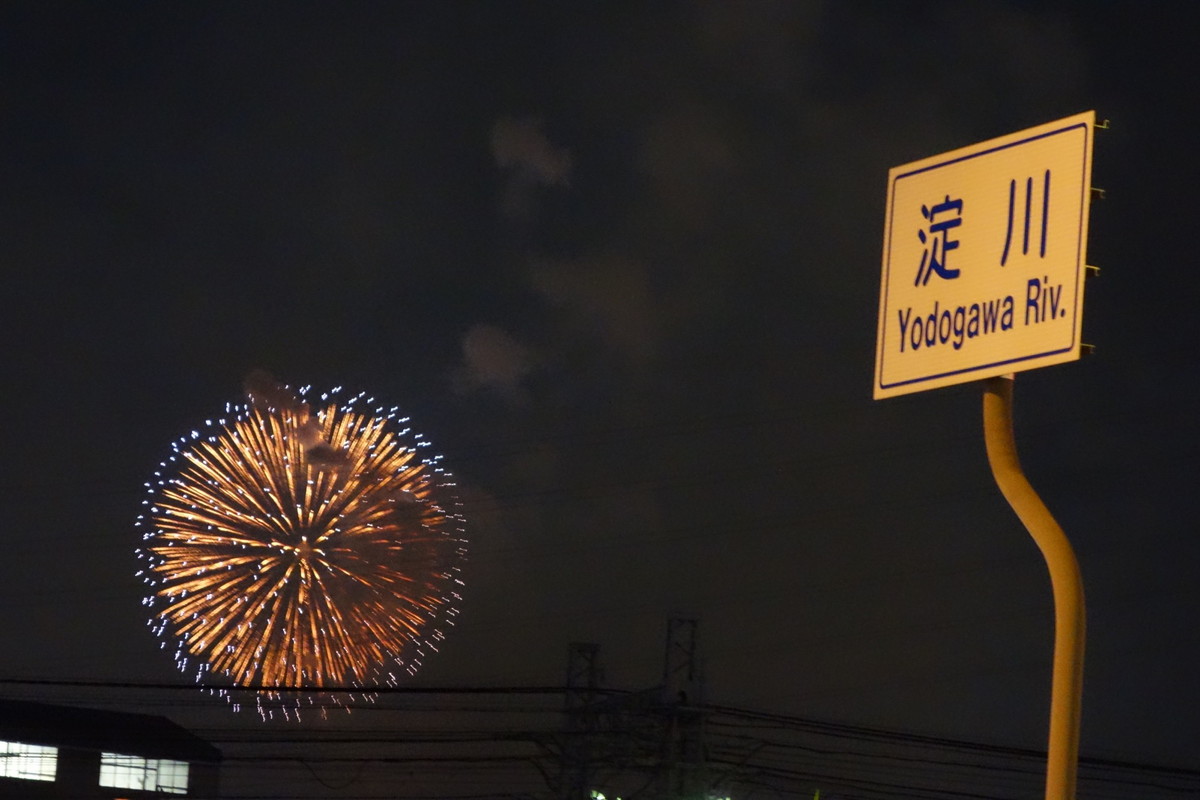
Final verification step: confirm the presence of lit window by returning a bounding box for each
[0,739,58,781]
[99,752,189,795]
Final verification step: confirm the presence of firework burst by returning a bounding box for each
[135,379,466,710]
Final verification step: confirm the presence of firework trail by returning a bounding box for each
[135,375,466,712]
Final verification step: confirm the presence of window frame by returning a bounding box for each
[0,739,59,782]
[99,751,189,795]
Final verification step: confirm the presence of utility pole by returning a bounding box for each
[659,618,706,800]
[561,642,601,800]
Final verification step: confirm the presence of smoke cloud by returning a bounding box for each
[454,325,537,403]
[490,116,572,219]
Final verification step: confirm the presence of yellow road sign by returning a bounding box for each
[874,111,1096,399]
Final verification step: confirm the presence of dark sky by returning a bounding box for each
[2,2,1198,798]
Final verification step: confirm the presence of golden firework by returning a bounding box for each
[136,386,466,700]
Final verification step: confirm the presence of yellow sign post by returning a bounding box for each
[874,112,1102,800]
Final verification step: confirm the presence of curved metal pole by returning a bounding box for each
[983,375,1085,800]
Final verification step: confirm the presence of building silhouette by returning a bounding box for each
[0,699,220,798]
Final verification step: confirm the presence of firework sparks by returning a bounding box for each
[135,380,466,708]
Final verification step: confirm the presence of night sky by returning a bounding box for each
[2,3,1198,798]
